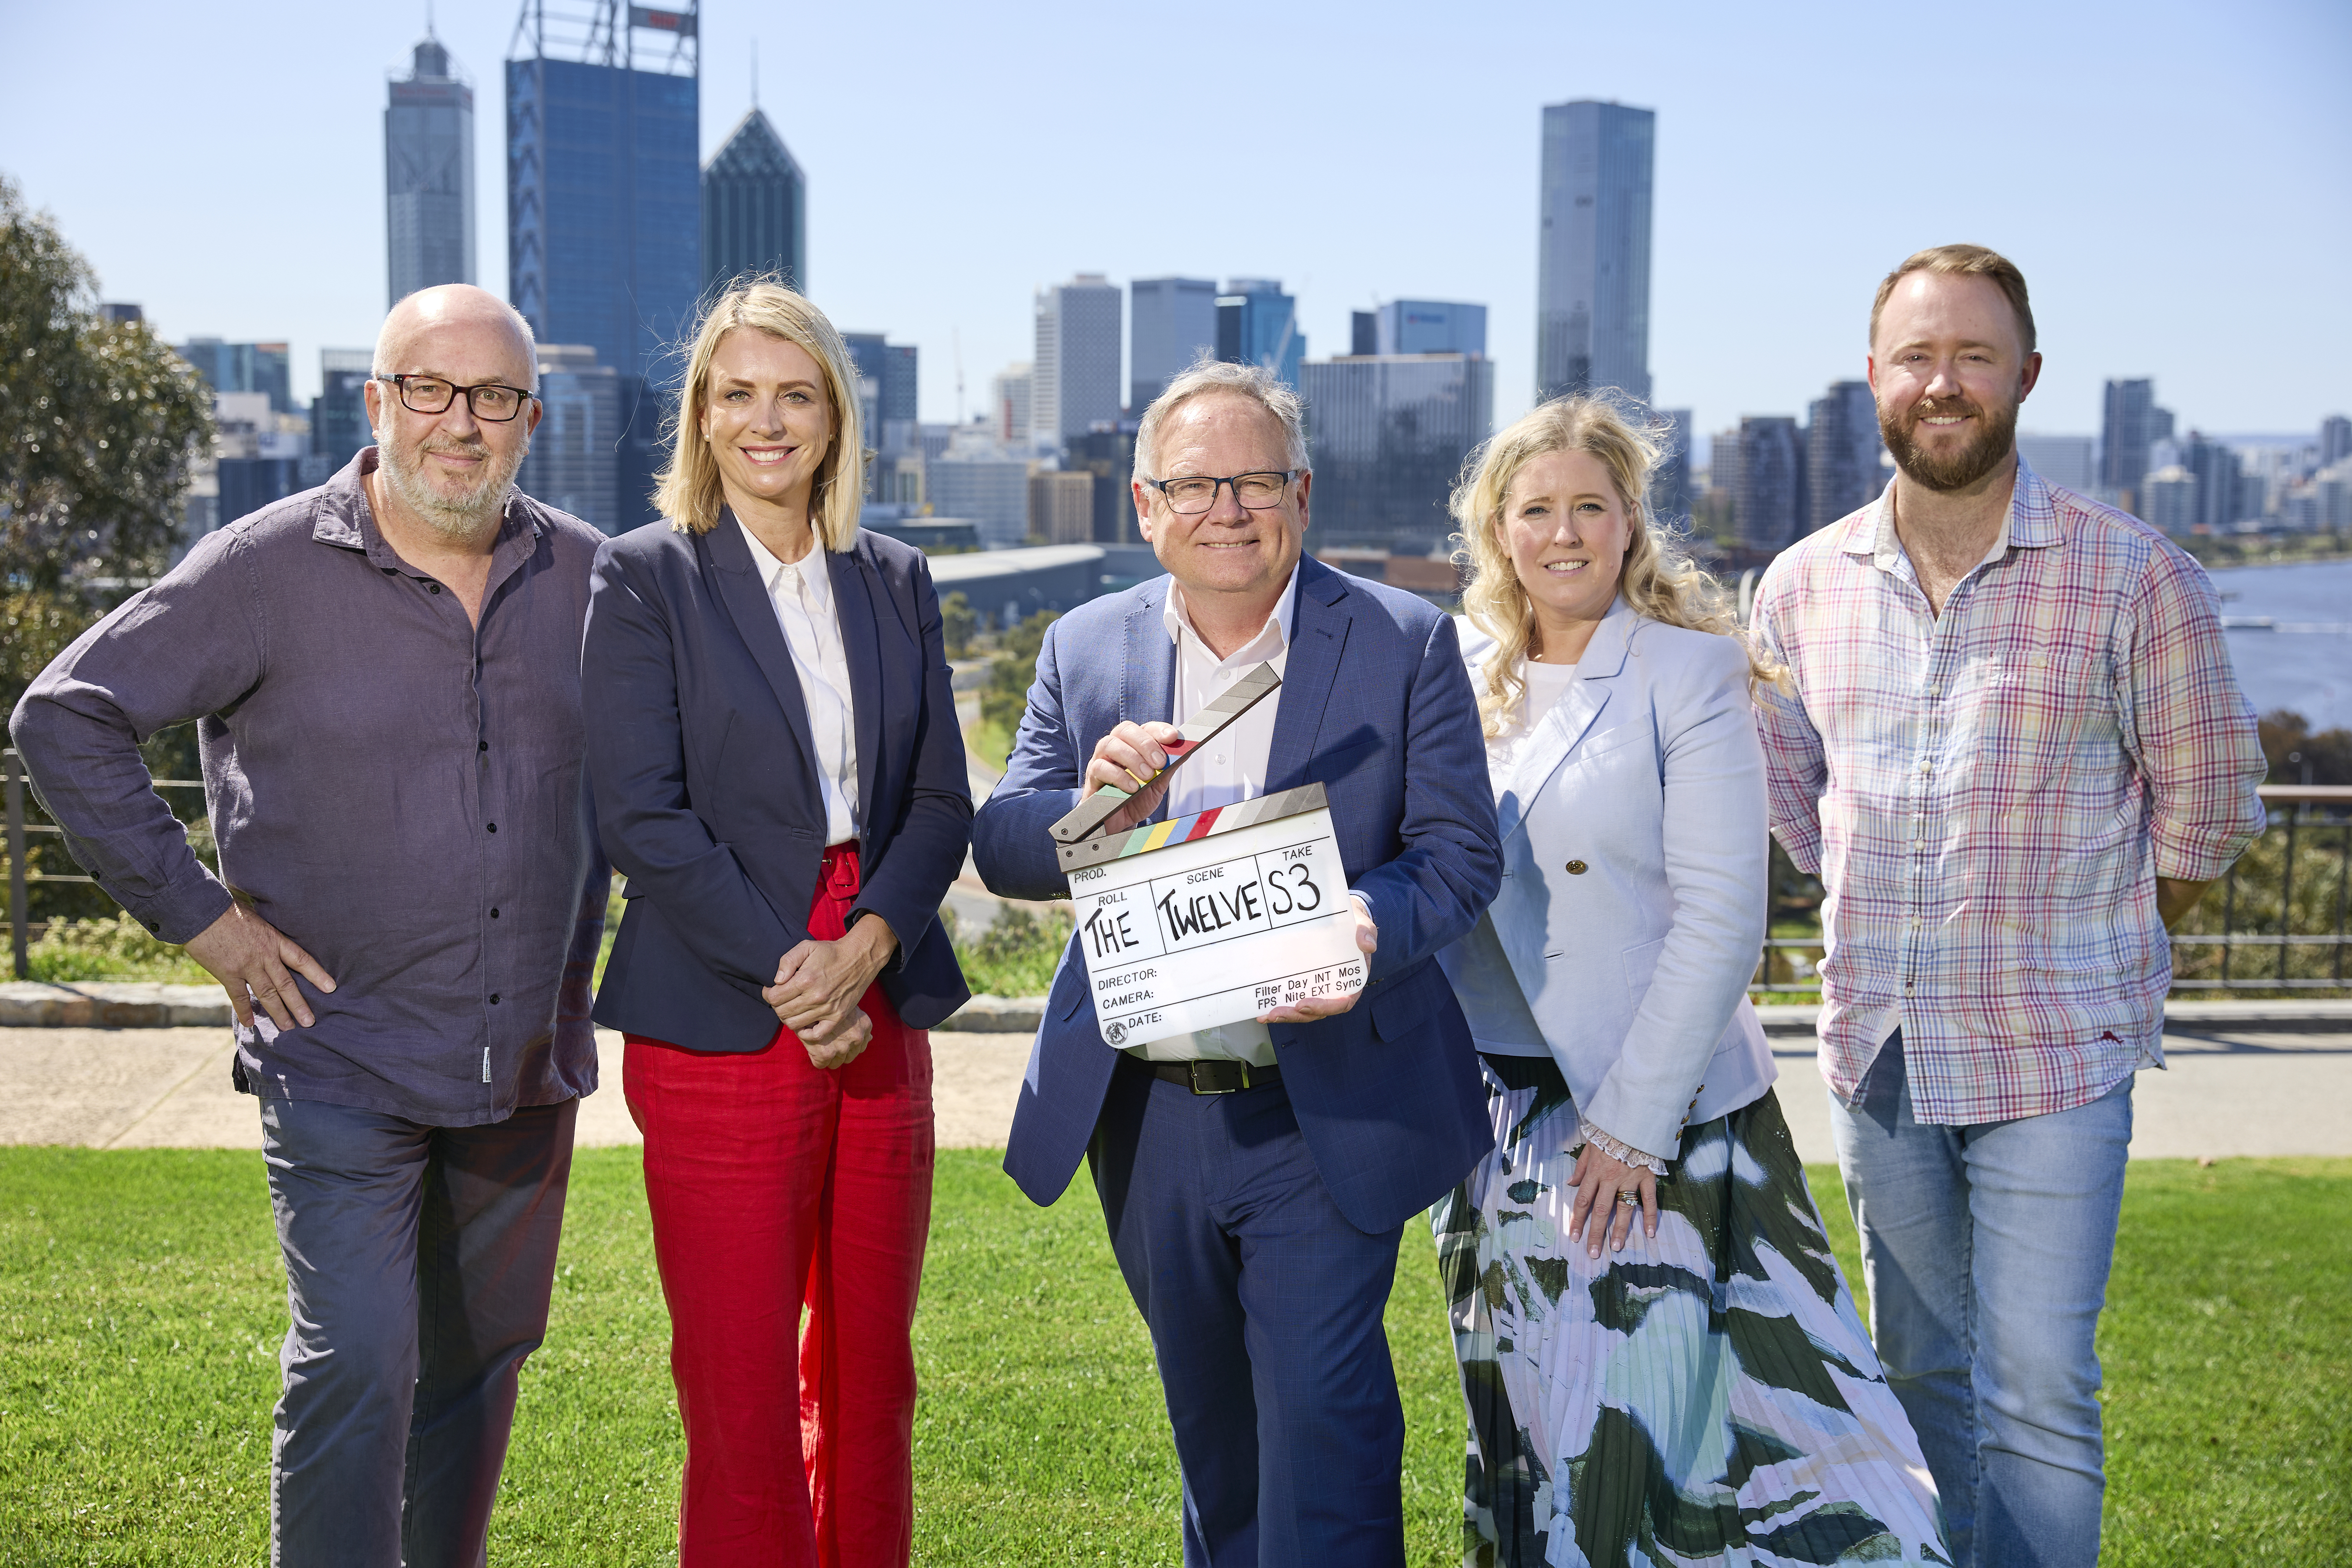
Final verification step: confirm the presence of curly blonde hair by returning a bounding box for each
[652,277,865,548]
[1451,393,1773,736]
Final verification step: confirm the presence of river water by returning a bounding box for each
[2209,556,2352,732]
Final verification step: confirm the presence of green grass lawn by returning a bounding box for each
[1,1149,2345,1565]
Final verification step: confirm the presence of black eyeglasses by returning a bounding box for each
[373,374,536,422]
[1143,470,1299,515]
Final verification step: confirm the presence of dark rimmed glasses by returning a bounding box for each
[374,373,536,422]
[1143,470,1300,515]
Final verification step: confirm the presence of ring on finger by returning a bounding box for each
[1616,1190,1642,1207]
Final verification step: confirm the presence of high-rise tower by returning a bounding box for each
[1536,100,1654,405]
[386,34,476,306]
[1214,279,1303,392]
[703,107,805,295]
[507,1,699,531]
[1129,277,1217,414]
[1032,275,1123,452]
[507,1,699,384]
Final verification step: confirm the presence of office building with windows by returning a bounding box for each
[1536,100,1654,405]
[386,34,476,306]
[928,447,1035,550]
[2320,415,2351,470]
[313,348,376,472]
[177,340,293,415]
[1063,428,1139,543]
[2142,466,2198,534]
[1807,380,1882,530]
[515,344,624,533]
[1032,275,1122,452]
[1299,353,1493,554]
[1216,279,1303,391]
[508,1,698,531]
[2182,434,2247,531]
[845,333,919,499]
[2016,434,2096,493]
[1736,415,1807,553]
[1373,300,1486,358]
[990,363,1032,447]
[1650,408,1693,524]
[2100,378,2175,508]
[1130,277,1217,414]
[702,106,805,294]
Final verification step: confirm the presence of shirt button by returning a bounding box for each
[428,583,443,594]
[490,994,500,1005]
[478,740,488,753]
[490,908,500,919]
[1565,860,1588,874]
[486,823,498,833]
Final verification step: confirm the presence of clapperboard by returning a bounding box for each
[1048,664,1367,1048]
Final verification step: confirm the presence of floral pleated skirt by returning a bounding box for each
[1432,1056,1951,1567]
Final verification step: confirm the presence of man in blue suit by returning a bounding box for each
[973,360,1501,1565]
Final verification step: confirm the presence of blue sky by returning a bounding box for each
[4,0,2345,445]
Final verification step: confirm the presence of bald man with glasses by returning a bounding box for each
[12,284,610,1566]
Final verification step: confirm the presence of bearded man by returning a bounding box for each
[12,284,609,1566]
[1747,246,2265,1568]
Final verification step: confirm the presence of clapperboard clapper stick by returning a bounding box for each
[1049,662,1367,1045]
[1048,661,1283,861]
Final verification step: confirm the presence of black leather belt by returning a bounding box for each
[1149,1059,1283,1095]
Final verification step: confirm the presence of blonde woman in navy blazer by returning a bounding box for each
[1429,395,1947,1567]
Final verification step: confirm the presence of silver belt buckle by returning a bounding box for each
[1187,1061,1242,1095]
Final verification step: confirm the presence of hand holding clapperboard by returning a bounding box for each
[1049,664,1368,1048]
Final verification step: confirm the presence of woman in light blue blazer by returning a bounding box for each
[1431,396,1946,1567]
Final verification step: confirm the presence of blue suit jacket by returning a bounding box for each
[973,556,1501,1234]
[583,516,972,1049]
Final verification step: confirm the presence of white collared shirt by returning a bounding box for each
[1124,567,1301,1068]
[738,520,859,845]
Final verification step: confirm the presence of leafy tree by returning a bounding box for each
[2,172,215,927]
[2257,708,2352,787]
[0,172,212,609]
[979,609,1057,742]
[940,589,977,660]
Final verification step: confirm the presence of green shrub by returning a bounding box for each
[946,901,1070,998]
[25,914,209,984]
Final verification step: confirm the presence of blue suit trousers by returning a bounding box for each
[1089,1054,1408,1568]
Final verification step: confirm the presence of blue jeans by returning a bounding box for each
[1828,1031,2131,1568]
[259,1095,576,1568]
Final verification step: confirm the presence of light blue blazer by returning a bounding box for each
[1437,599,1776,1159]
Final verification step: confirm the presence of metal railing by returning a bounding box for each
[3,746,207,981]
[1751,785,2351,998]
[6,747,2348,998]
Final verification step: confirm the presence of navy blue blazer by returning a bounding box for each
[583,514,972,1049]
[973,556,1502,1234]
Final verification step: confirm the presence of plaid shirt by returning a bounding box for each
[1750,462,2266,1125]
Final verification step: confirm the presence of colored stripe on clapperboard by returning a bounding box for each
[1059,783,1328,874]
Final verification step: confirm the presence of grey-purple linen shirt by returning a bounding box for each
[10,449,608,1126]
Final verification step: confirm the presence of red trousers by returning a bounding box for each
[624,845,934,1568]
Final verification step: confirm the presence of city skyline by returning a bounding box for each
[4,0,2344,444]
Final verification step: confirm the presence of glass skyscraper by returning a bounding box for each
[702,107,805,295]
[1215,279,1303,392]
[1374,300,1487,358]
[1033,275,1123,452]
[1299,353,1493,554]
[1536,100,1654,405]
[1129,277,1218,414]
[385,34,476,306]
[507,1,699,531]
[1806,380,1883,531]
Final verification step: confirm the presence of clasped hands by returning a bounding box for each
[1084,720,1376,1025]
[763,915,898,1070]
